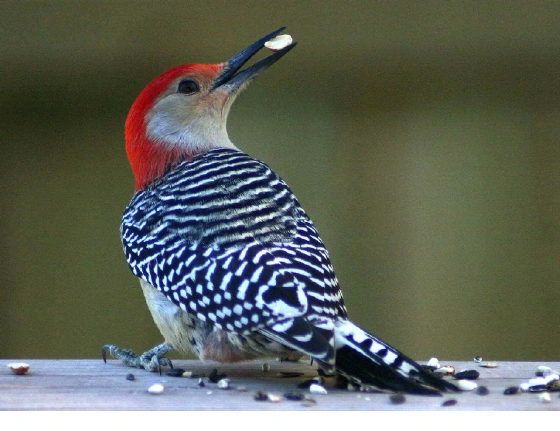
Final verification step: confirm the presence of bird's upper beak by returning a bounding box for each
[212,27,296,92]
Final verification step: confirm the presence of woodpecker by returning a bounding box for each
[103,28,458,395]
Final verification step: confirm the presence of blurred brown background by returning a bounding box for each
[1,1,558,362]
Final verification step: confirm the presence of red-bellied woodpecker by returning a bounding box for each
[103,28,458,395]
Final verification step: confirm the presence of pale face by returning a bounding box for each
[145,70,239,155]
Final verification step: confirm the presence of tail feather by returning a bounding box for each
[334,320,459,395]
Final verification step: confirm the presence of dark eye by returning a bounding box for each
[177,79,199,95]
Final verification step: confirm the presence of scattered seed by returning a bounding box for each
[441,399,458,407]
[529,385,548,392]
[297,379,316,389]
[434,366,455,376]
[309,383,328,395]
[538,392,552,403]
[476,386,490,396]
[454,370,480,380]
[217,378,230,390]
[427,357,440,369]
[528,377,548,391]
[267,393,282,403]
[182,371,193,378]
[284,392,305,401]
[503,386,519,395]
[536,366,552,377]
[208,368,226,383]
[264,34,293,52]
[166,368,185,377]
[479,362,498,368]
[237,386,248,392]
[7,363,30,375]
[254,391,269,401]
[474,356,483,363]
[529,377,547,386]
[313,376,326,385]
[456,380,478,391]
[389,394,406,405]
[148,383,164,395]
[262,363,270,372]
[301,397,317,407]
[277,372,304,378]
[198,378,205,388]
[126,373,135,381]
[206,391,213,395]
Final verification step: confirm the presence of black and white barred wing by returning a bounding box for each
[122,149,345,363]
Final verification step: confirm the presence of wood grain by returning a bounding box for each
[1,359,558,410]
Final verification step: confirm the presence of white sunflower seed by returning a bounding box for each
[148,383,164,395]
[264,34,293,51]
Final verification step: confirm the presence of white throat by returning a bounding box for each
[145,96,238,153]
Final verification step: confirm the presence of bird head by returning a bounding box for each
[125,28,296,191]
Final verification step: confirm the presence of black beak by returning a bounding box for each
[212,27,296,91]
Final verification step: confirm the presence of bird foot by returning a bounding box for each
[102,343,173,374]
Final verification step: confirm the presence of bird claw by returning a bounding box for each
[102,343,173,374]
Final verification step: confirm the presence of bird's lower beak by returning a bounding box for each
[212,27,296,92]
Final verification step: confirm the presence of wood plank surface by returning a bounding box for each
[1,359,559,410]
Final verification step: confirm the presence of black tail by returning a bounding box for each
[334,320,459,395]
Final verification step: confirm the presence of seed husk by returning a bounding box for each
[301,397,317,407]
[297,378,317,389]
[309,383,328,395]
[427,357,440,369]
[217,378,230,390]
[476,386,490,396]
[536,366,552,377]
[454,370,480,380]
[434,366,455,376]
[267,393,282,403]
[503,386,519,395]
[166,368,185,377]
[529,385,548,392]
[479,362,498,368]
[7,363,30,375]
[197,378,205,388]
[254,391,269,401]
[208,368,227,383]
[284,392,305,401]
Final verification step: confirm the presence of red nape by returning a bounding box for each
[125,64,222,191]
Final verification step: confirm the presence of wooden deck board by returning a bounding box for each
[1,359,559,410]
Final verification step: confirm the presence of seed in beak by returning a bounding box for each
[265,34,293,51]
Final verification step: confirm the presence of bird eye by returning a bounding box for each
[177,79,200,95]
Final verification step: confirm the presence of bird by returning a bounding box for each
[102,27,458,395]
